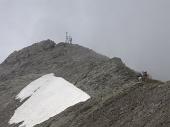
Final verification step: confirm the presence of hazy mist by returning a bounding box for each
[0,0,170,81]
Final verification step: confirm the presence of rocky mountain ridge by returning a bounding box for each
[0,40,169,127]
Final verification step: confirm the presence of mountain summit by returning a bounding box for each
[0,40,169,127]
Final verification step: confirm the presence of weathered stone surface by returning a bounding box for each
[1,40,168,127]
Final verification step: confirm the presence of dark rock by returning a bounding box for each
[0,40,167,127]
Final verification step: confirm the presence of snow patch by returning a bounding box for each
[9,73,90,127]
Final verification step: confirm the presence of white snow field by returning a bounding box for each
[9,73,90,127]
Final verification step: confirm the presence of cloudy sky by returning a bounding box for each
[0,0,170,81]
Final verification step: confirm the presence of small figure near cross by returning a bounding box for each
[65,32,73,44]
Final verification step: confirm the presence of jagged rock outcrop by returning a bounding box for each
[0,40,168,127]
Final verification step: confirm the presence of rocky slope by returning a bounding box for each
[0,40,168,127]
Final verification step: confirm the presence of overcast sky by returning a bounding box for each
[0,0,170,81]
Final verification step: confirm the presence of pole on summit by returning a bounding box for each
[65,32,69,43]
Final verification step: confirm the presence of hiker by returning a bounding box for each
[69,36,72,44]
[137,71,149,82]
[137,72,143,82]
[142,71,148,81]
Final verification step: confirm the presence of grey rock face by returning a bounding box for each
[0,40,168,127]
